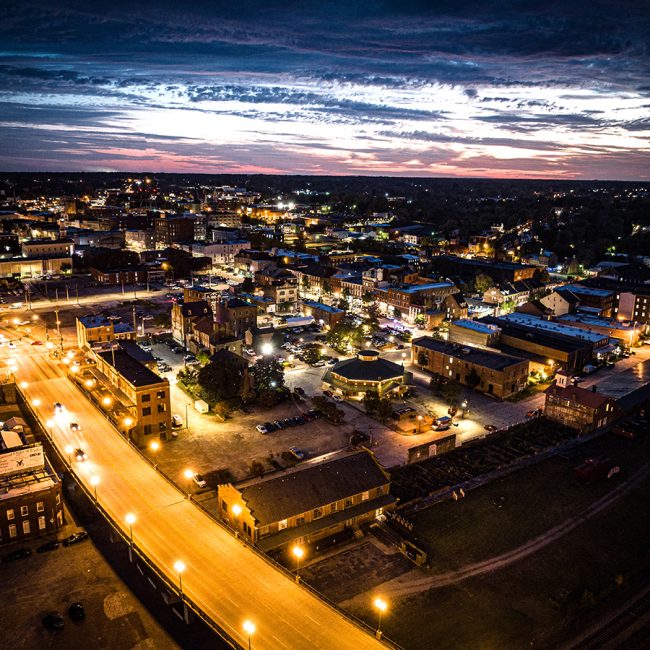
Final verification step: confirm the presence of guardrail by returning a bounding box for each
[22,379,404,649]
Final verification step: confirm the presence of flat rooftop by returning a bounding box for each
[563,283,614,298]
[451,319,501,335]
[97,349,165,387]
[413,336,526,371]
[497,313,608,343]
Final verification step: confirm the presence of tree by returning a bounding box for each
[474,273,494,294]
[249,460,265,478]
[198,358,244,403]
[363,390,380,415]
[417,351,429,367]
[534,267,551,284]
[154,313,171,328]
[250,356,285,394]
[375,398,394,422]
[195,349,211,365]
[442,381,461,406]
[322,279,332,296]
[240,276,255,293]
[414,314,426,327]
[326,319,363,353]
[302,346,322,365]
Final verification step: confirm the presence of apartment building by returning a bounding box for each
[93,349,171,446]
[412,337,529,399]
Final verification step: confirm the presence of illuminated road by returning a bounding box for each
[4,341,386,649]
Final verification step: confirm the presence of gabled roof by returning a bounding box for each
[545,383,614,409]
[236,451,390,526]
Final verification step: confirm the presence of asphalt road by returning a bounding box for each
[3,340,386,649]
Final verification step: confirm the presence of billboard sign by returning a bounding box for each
[0,444,45,477]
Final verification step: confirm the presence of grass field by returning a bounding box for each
[347,432,650,649]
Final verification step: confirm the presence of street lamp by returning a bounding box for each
[183,469,194,497]
[149,440,160,469]
[243,620,255,650]
[32,398,41,407]
[125,513,136,545]
[417,414,423,434]
[90,475,100,502]
[123,416,133,428]
[232,503,242,537]
[373,597,388,636]
[261,343,273,356]
[292,544,304,578]
[64,445,74,463]
[173,560,186,598]
[102,396,112,406]
[19,381,28,389]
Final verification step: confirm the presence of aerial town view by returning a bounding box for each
[0,2,649,650]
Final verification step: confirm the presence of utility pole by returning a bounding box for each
[55,305,63,352]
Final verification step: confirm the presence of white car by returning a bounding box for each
[256,424,269,434]
[171,414,183,428]
[192,473,207,488]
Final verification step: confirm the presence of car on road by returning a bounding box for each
[74,448,87,462]
[68,602,86,621]
[192,473,207,488]
[332,394,343,402]
[171,414,183,428]
[288,446,305,460]
[63,531,89,546]
[323,390,333,398]
[256,424,269,434]
[484,424,498,432]
[42,612,65,631]
[69,422,81,432]
[2,547,32,563]
[37,540,60,553]
[31,340,42,346]
[54,402,64,413]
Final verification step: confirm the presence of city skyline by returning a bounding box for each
[1,1,649,180]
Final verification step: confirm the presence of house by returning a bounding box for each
[302,300,346,328]
[412,337,529,400]
[544,371,617,432]
[321,350,407,399]
[540,289,581,316]
[76,314,136,349]
[217,450,395,553]
[255,265,299,312]
[171,300,210,345]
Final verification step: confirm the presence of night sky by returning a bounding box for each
[1,1,649,179]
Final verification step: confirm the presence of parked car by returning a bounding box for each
[42,612,65,631]
[323,390,333,398]
[171,414,183,428]
[288,446,305,460]
[37,540,60,553]
[2,547,32,562]
[63,531,88,546]
[74,448,87,462]
[526,408,542,418]
[192,473,207,488]
[273,419,285,430]
[256,424,269,434]
[574,457,621,484]
[68,602,85,621]
[332,394,343,402]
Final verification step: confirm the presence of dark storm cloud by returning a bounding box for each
[0,1,648,178]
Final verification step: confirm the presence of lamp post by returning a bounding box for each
[64,445,74,464]
[292,544,304,580]
[232,503,242,538]
[417,414,423,434]
[243,620,255,650]
[461,399,468,418]
[183,469,194,498]
[373,597,388,637]
[149,440,160,469]
[90,475,100,503]
[174,560,186,599]
[125,513,136,546]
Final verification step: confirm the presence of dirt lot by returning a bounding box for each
[342,432,650,649]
